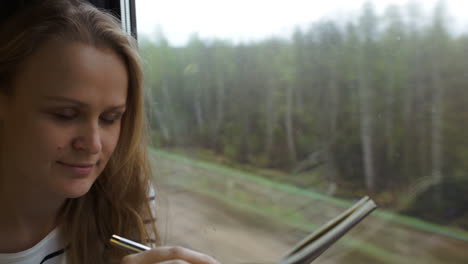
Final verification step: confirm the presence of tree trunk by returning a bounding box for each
[384,72,395,167]
[358,68,376,192]
[161,81,175,130]
[193,81,205,134]
[213,76,226,152]
[326,67,339,185]
[152,87,171,143]
[431,62,443,203]
[285,83,297,166]
[265,80,277,161]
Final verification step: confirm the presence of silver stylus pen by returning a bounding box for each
[110,234,152,253]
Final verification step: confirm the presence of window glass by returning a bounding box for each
[136,1,468,263]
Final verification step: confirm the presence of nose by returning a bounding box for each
[72,122,102,154]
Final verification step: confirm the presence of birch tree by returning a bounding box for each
[358,2,378,192]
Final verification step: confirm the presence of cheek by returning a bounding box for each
[101,128,121,159]
[2,116,69,177]
[35,119,70,145]
[7,115,65,153]
[28,124,71,166]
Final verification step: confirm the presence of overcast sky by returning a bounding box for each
[135,0,467,45]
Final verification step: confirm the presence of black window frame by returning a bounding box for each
[0,0,137,40]
[87,0,137,39]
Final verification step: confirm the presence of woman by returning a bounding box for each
[0,0,219,263]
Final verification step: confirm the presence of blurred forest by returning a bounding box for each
[139,2,468,228]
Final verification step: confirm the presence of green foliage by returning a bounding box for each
[402,177,468,229]
[141,2,467,225]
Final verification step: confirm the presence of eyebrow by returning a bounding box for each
[44,95,126,111]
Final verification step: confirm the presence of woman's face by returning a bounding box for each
[0,39,128,199]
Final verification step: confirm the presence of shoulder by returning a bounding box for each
[147,183,157,213]
[0,227,68,264]
[144,183,159,246]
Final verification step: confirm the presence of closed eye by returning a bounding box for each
[52,111,77,121]
[100,112,124,125]
[56,114,72,119]
[100,117,116,124]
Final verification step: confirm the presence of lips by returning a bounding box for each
[57,161,96,167]
[57,161,97,175]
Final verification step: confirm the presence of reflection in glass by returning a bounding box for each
[137,1,468,263]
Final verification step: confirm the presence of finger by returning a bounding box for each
[121,246,220,264]
[154,260,191,264]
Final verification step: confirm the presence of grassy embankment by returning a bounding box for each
[150,147,468,263]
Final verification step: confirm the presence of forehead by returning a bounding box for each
[13,39,128,107]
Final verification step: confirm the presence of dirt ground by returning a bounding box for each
[156,185,298,264]
[151,154,468,264]
[154,184,468,264]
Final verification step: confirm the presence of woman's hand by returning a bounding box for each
[120,246,221,264]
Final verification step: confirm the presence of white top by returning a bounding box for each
[0,226,67,264]
[0,185,157,264]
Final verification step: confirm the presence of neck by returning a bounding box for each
[0,175,66,253]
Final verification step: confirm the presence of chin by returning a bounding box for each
[59,177,97,199]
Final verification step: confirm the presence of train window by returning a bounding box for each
[135,0,468,263]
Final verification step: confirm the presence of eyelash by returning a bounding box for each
[52,113,122,125]
[53,113,75,121]
[100,117,118,125]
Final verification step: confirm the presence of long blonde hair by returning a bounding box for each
[0,0,159,263]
